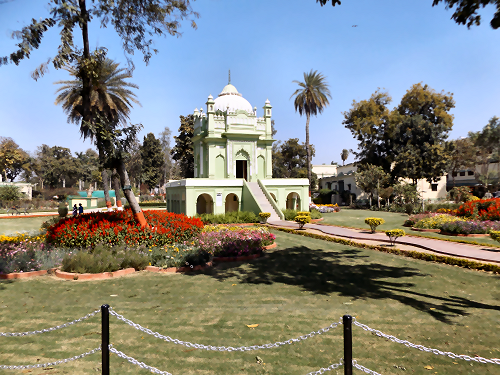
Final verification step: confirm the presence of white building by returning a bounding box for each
[0,175,33,199]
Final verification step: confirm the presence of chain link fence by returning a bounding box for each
[1,305,499,374]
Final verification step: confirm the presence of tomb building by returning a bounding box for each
[165,80,309,220]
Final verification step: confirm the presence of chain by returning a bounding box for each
[306,358,343,374]
[109,309,341,352]
[109,345,172,375]
[0,346,101,370]
[352,360,382,375]
[353,320,500,365]
[0,309,101,337]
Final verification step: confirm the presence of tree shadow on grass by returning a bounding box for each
[194,246,500,323]
[0,280,14,290]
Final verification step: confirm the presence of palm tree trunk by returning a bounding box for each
[112,169,123,211]
[117,159,148,228]
[305,112,311,190]
[78,0,91,124]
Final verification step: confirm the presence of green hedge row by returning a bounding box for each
[271,227,500,274]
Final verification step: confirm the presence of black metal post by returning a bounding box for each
[101,304,110,375]
[343,315,353,375]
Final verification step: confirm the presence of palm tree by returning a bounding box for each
[54,57,147,226]
[341,149,350,166]
[291,70,331,187]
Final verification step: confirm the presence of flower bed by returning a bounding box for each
[46,209,203,248]
[439,220,500,236]
[309,203,340,213]
[404,213,443,227]
[413,214,466,229]
[456,198,500,220]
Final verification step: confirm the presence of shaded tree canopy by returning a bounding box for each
[344,83,455,184]
[171,114,194,179]
[315,0,500,29]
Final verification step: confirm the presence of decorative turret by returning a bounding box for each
[263,99,272,138]
[206,94,215,135]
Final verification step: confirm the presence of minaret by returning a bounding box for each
[228,69,231,84]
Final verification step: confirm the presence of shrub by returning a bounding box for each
[46,209,204,248]
[197,211,259,224]
[58,203,69,217]
[0,240,64,274]
[295,215,311,229]
[61,244,149,273]
[364,217,385,233]
[0,185,24,201]
[192,227,275,257]
[149,243,210,268]
[414,214,466,229]
[310,209,322,219]
[441,220,500,235]
[385,229,406,246]
[490,230,500,243]
[282,209,297,221]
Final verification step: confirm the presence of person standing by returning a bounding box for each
[78,203,84,215]
[72,204,78,217]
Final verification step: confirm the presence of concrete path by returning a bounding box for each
[268,220,500,264]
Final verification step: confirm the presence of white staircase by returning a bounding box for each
[246,182,281,221]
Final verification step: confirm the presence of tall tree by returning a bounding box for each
[3,0,198,226]
[290,70,331,188]
[340,149,350,166]
[159,126,173,185]
[447,137,476,187]
[34,145,78,188]
[75,148,99,190]
[342,89,396,179]
[0,137,29,182]
[125,135,143,188]
[355,164,390,207]
[140,133,164,191]
[315,0,500,29]
[469,116,500,188]
[272,138,318,190]
[54,57,141,210]
[171,115,194,179]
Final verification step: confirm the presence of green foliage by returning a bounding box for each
[171,115,194,178]
[34,145,79,188]
[310,209,322,219]
[364,217,385,233]
[58,203,68,218]
[149,243,211,269]
[282,209,298,221]
[448,186,474,203]
[355,164,390,204]
[97,197,115,208]
[0,137,29,182]
[197,211,259,224]
[469,116,500,188]
[61,244,149,274]
[447,137,476,186]
[140,133,164,190]
[490,230,500,243]
[344,84,455,183]
[0,185,24,201]
[290,70,331,185]
[385,229,406,245]
[340,149,350,165]
[158,126,173,184]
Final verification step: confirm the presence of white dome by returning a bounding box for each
[213,84,253,113]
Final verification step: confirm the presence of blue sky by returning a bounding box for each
[0,0,499,167]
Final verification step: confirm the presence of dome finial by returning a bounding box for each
[228,69,231,84]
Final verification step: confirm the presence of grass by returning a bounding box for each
[0,217,51,236]
[321,209,500,247]
[1,230,499,374]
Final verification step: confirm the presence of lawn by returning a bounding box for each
[0,217,52,236]
[1,230,499,374]
[321,209,500,247]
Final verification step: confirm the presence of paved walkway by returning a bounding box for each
[0,207,167,219]
[268,220,500,264]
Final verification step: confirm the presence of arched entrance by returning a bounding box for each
[286,192,301,210]
[270,193,277,202]
[225,193,239,213]
[196,193,213,214]
[235,150,249,181]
